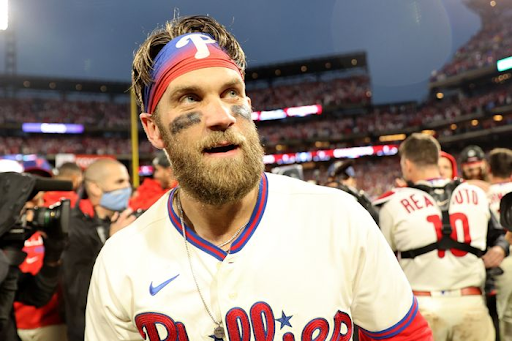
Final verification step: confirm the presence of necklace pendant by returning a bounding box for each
[214,326,225,339]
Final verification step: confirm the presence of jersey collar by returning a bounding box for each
[167,173,269,261]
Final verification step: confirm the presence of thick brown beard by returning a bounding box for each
[158,120,264,206]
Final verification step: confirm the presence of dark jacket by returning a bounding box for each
[62,204,110,341]
[0,257,61,341]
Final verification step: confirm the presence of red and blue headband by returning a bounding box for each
[143,32,243,115]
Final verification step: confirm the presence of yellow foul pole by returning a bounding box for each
[130,89,140,188]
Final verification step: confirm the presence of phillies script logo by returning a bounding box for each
[135,301,353,341]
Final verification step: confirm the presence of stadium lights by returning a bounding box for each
[497,56,512,72]
[379,134,406,142]
[0,0,8,31]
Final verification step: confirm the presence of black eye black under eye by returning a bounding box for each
[170,112,203,134]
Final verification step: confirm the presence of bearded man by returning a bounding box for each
[85,15,432,341]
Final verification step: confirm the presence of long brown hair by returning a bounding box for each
[132,15,247,114]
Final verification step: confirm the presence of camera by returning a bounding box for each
[1,201,71,261]
[501,191,512,232]
[0,172,72,247]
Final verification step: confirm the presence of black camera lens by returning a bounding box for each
[30,199,71,237]
[31,207,58,228]
[501,192,512,232]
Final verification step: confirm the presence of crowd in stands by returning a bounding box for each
[1,81,510,158]
[0,98,131,128]
[258,83,512,149]
[0,136,154,156]
[0,74,371,128]
[247,75,371,110]
[438,112,512,138]
[430,3,512,82]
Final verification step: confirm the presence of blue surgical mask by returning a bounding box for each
[99,187,132,212]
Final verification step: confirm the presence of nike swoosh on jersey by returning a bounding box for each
[26,257,39,264]
[149,274,180,296]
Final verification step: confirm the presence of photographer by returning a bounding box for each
[0,166,69,341]
[324,159,380,224]
[61,158,135,341]
[14,166,72,341]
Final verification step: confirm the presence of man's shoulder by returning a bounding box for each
[457,180,490,198]
[69,204,93,223]
[488,181,512,194]
[373,187,413,207]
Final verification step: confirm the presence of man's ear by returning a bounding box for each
[140,113,165,149]
[404,158,412,172]
[86,181,102,201]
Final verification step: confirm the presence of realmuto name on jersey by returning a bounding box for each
[400,187,480,214]
[135,301,353,341]
[400,194,435,214]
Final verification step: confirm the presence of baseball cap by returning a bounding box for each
[24,167,53,178]
[327,160,356,179]
[460,145,485,164]
[152,151,171,168]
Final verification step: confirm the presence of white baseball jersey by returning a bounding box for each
[378,179,489,291]
[85,173,429,341]
[488,181,512,221]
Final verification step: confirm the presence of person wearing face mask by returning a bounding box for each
[61,158,135,341]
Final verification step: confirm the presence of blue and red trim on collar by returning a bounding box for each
[167,174,269,261]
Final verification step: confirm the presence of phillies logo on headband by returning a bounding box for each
[175,34,216,59]
[143,33,242,115]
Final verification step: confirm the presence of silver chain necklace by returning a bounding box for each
[176,189,245,340]
[216,222,247,249]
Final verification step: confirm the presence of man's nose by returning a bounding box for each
[204,98,236,131]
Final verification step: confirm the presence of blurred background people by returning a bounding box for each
[61,158,135,341]
[129,151,177,211]
[460,145,489,181]
[378,133,500,341]
[438,151,458,180]
[42,162,83,208]
[324,159,379,223]
[13,167,69,341]
[487,148,512,341]
[0,163,68,341]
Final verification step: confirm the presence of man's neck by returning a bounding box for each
[490,176,510,185]
[176,186,260,247]
[410,167,442,184]
[94,205,114,220]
